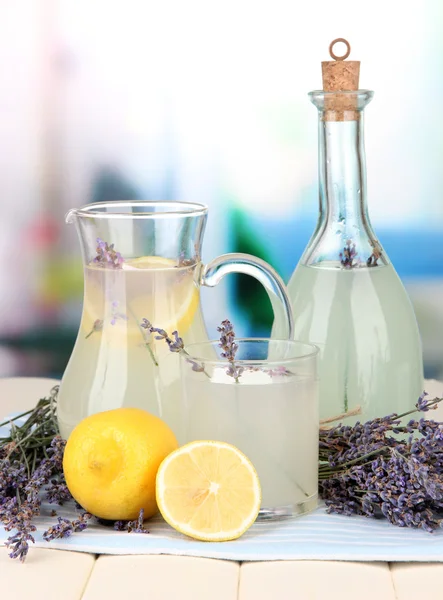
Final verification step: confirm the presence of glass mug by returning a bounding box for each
[180,338,319,519]
[57,201,294,441]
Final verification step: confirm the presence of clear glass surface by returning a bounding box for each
[180,339,319,520]
[58,201,294,441]
[274,91,423,422]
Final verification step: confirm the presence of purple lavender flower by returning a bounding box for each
[45,478,72,505]
[0,459,27,499]
[43,512,93,541]
[85,319,104,339]
[93,238,124,268]
[367,242,382,267]
[1,496,39,561]
[186,358,206,373]
[114,509,148,534]
[217,319,243,382]
[340,240,358,269]
[46,436,66,472]
[266,366,292,378]
[168,331,184,352]
[416,392,437,413]
[140,319,184,352]
[5,529,36,562]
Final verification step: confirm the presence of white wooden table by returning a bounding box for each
[1,377,443,600]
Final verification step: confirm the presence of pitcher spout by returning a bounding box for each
[65,208,78,224]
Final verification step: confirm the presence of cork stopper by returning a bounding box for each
[321,39,360,121]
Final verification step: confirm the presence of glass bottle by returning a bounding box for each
[275,51,423,422]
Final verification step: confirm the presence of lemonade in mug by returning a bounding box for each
[180,338,319,518]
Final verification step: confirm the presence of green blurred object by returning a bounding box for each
[0,328,77,379]
[39,257,84,303]
[231,206,275,334]
[90,167,141,203]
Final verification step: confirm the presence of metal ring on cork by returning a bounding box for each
[328,38,351,61]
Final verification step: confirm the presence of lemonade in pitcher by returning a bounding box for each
[57,255,206,440]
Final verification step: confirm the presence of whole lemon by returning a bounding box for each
[63,407,178,520]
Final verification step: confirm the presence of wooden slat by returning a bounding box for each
[239,561,396,600]
[82,555,240,600]
[390,563,443,599]
[0,548,95,600]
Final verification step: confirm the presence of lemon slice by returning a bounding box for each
[156,440,261,541]
[81,256,199,342]
[124,256,178,270]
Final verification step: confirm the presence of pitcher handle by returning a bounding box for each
[201,253,294,339]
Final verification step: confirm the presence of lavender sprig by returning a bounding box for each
[43,512,93,541]
[141,321,185,353]
[85,319,103,339]
[85,302,127,340]
[114,509,149,534]
[416,392,434,412]
[367,241,382,268]
[93,238,124,269]
[140,319,208,375]
[5,528,36,562]
[217,319,243,382]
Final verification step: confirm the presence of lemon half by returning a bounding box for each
[156,440,262,541]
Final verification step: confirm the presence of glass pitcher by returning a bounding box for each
[58,201,294,440]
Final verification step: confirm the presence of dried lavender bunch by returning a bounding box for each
[43,512,93,541]
[0,386,59,476]
[1,435,67,561]
[217,319,243,382]
[319,393,443,532]
[114,509,149,534]
[340,239,358,269]
[93,238,124,268]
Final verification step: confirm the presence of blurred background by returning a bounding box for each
[1,0,442,380]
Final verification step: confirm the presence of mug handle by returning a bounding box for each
[201,253,294,338]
